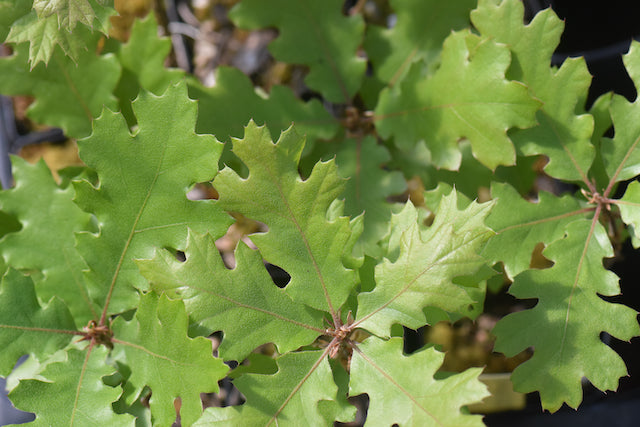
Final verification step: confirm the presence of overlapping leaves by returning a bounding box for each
[5,0,115,66]
[1,0,640,423]
[142,122,493,425]
[0,269,76,376]
[0,158,96,322]
[365,0,477,86]
[106,13,185,127]
[472,0,595,182]
[355,191,494,336]
[492,221,638,411]
[0,84,233,425]
[113,293,228,427]
[374,29,541,170]
[0,38,120,138]
[73,81,231,315]
[137,230,324,362]
[350,338,488,426]
[335,136,406,255]
[229,0,366,104]
[213,122,362,314]
[9,346,134,426]
[473,0,640,412]
[187,65,338,172]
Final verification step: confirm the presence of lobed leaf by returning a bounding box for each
[189,66,338,149]
[107,13,185,127]
[365,0,476,86]
[73,81,232,316]
[335,136,406,256]
[482,182,588,278]
[113,292,228,427]
[6,0,115,67]
[0,40,120,137]
[9,346,134,426]
[355,191,494,336]
[227,350,340,426]
[375,30,541,170]
[350,337,488,426]
[492,220,640,411]
[618,181,640,242]
[229,0,366,104]
[33,0,114,32]
[213,122,361,314]
[0,269,76,376]
[601,41,640,184]
[471,0,595,183]
[0,157,96,322]
[7,11,82,67]
[137,230,324,362]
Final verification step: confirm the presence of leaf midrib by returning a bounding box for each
[267,347,331,427]
[354,221,489,328]
[262,148,340,322]
[353,345,444,426]
[558,201,602,360]
[98,144,167,325]
[170,274,324,334]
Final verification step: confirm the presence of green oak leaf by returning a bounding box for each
[335,136,406,256]
[350,337,488,426]
[33,0,114,32]
[229,0,366,104]
[0,268,76,376]
[320,357,356,424]
[601,41,640,184]
[482,182,588,279]
[471,0,595,183]
[423,182,474,215]
[189,66,339,146]
[206,350,341,426]
[213,122,362,314]
[6,0,114,67]
[7,10,83,67]
[108,13,185,127]
[618,180,640,241]
[113,292,228,427]
[188,66,338,174]
[355,191,494,337]
[0,0,32,43]
[375,30,541,170]
[137,230,324,362]
[194,406,263,426]
[365,0,476,86]
[9,346,134,426]
[0,157,97,322]
[378,197,431,265]
[492,220,640,411]
[394,140,538,201]
[204,349,353,423]
[585,92,614,191]
[0,41,120,137]
[73,81,232,315]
